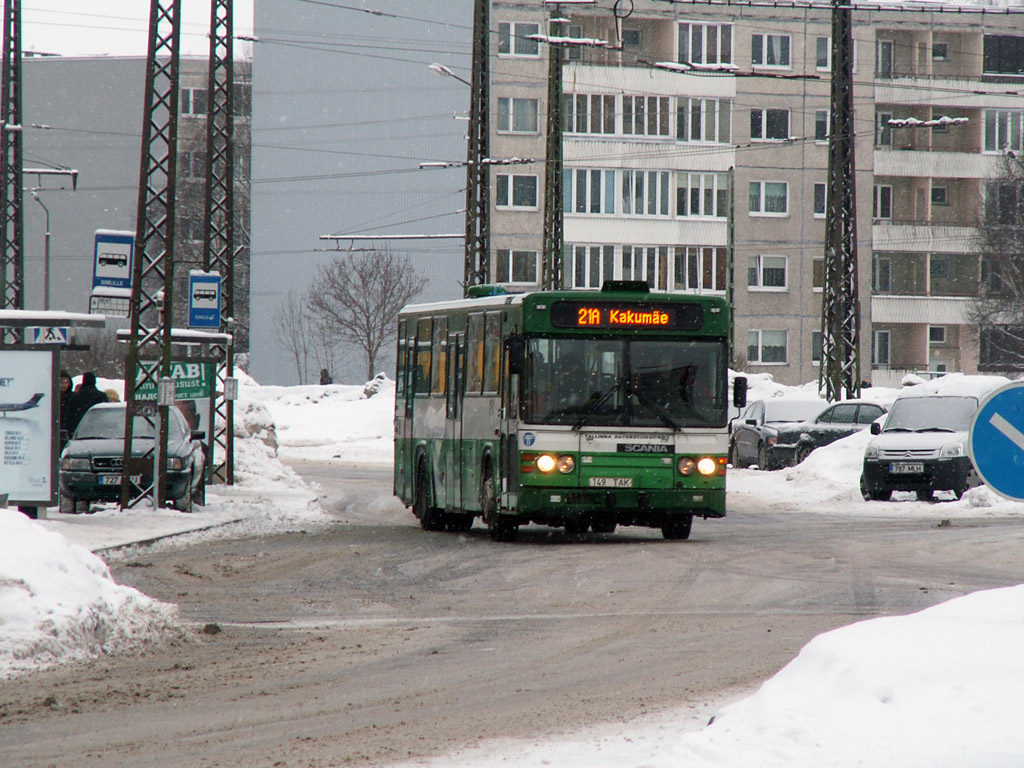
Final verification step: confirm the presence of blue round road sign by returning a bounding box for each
[968,382,1024,501]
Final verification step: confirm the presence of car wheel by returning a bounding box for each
[661,515,693,540]
[174,487,193,513]
[75,499,92,514]
[59,492,77,514]
[915,489,935,502]
[415,459,445,531]
[794,444,813,465]
[191,474,206,506]
[757,444,769,471]
[729,440,743,468]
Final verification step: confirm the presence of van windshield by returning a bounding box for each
[882,396,978,432]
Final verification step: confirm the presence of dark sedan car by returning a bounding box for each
[772,399,889,466]
[729,398,826,470]
[59,403,206,514]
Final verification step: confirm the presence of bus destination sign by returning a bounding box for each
[549,300,703,331]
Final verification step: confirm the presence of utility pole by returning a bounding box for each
[463,0,490,292]
[0,0,22,344]
[819,0,860,401]
[121,0,182,510]
[541,6,565,291]
[203,0,236,484]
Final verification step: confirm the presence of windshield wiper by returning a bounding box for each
[916,427,956,433]
[630,387,683,431]
[572,377,626,431]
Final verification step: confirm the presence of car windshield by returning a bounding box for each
[764,401,824,423]
[521,337,728,428]
[882,395,979,432]
[73,408,159,440]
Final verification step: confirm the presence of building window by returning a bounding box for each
[497,97,539,133]
[233,82,253,117]
[813,182,827,217]
[811,331,822,366]
[623,95,670,137]
[678,22,732,66]
[748,255,788,290]
[983,110,1024,154]
[498,22,540,57]
[873,185,893,220]
[815,110,830,142]
[985,180,1024,224]
[570,244,615,289]
[872,330,891,366]
[751,33,791,67]
[816,37,830,70]
[876,112,893,147]
[873,255,892,293]
[812,258,824,292]
[496,174,538,208]
[676,172,729,218]
[748,330,788,364]
[931,186,949,206]
[496,249,538,284]
[563,93,616,134]
[563,168,616,214]
[983,34,1024,75]
[929,325,947,345]
[622,245,669,290]
[622,28,642,48]
[674,246,727,293]
[677,97,731,143]
[621,170,671,216]
[565,24,583,61]
[877,40,894,78]
[932,42,949,61]
[181,87,208,116]
[750,108,789,141]
[749,181,788,216]
[180,150,207,180]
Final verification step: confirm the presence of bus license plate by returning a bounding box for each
[889,462,923,474]
[588,477,633,488]
[100,474,141,485]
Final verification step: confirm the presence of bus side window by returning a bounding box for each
[396,320,407,396]
[415,318,432,394]
[467,314,484,395]
[431,316,447,395]
[483,313,501,394]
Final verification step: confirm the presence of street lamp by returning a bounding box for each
[30,191,50,310]
[428,63,471,87]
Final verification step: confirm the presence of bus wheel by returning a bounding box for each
[564,520,588,536]
[661,515,693,540]
[590,521,616,534]
[415,460,446,532]
[446,513,474,532]
[481,468,517,542]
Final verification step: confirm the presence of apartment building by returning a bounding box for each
[490,0,1024,387]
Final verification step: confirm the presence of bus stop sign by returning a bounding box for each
[967,382,1024,501]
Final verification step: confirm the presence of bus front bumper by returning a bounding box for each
[516,486,725,527]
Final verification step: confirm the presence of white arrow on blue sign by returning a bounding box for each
[968,382,1024,501]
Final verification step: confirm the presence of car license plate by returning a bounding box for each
[100,474,142,486]
[588,477,633,488]
[889,462,924,474]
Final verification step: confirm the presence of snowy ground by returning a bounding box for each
[2,370,1023,766]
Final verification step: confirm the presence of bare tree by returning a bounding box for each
[271,289,312,384]
[306,250,427,381]
[968,154,1024,372]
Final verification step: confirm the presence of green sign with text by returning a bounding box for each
[136,361,213,401]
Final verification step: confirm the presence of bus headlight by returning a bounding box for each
[536,454,557,473]
[556,455,575,473]
[677,457,696,476]
[696,457,718,476]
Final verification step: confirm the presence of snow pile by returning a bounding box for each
[0,508,184,678]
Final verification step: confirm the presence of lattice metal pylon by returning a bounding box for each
[541,10,565,291]
[819,0,860,402]
[0,0,23,345]
[203,0,235,484]
[121,0,182,509]
[463,0,490,292]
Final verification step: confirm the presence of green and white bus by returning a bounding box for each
[394,281,747,541]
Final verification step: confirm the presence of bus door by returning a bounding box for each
[396,335,416,502]
[444,332,465,509]
[499,337,520,510]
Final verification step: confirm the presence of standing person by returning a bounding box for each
[319,368,332,385]
[65,372,109,437]
[58,370,74,449]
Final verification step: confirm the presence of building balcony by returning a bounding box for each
[873,148,1001,180]
[875,77,1024,109]
[871,223,978,254]
[870,294,974,325]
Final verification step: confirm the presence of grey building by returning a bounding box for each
[250,0,471,385]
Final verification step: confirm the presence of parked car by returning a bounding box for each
[771,399,889,466]
[59,402,206,513]
[729,398,826,470]
[860,393,981,501]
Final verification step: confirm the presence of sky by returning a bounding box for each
[3,370,1024,766]
[19,1,255,58]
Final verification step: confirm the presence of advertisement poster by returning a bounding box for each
[0,349,56,505]
[136,360,214,478]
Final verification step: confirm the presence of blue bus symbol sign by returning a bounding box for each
[188,272,222,328]
[968,382,1024,501]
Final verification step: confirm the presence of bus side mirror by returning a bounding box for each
[506,335,525,375]
[733,376,748,409]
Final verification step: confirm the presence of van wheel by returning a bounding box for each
[915,489,934,502]
[415,460,445,531]
[860,474,892,501]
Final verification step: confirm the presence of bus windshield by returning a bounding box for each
[521,337,728,428]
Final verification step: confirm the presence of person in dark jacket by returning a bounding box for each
[58,370,74,449]
[65,371,109,437]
